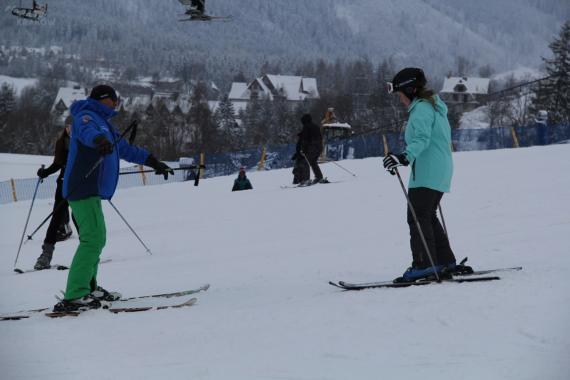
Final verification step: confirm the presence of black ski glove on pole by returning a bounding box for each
[37,167,49,179]
[383,152,409,175]
[93,135,113,155]
[145,154,174,180]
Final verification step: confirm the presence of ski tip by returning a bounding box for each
[185,297,198,306]
[1,315,30,321]
[328,281,345,289]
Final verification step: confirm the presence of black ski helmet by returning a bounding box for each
[390,68,427,100]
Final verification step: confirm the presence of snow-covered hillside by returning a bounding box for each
[0,145,569,379]
[0,75,38,96]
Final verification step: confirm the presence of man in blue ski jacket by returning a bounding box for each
[53,84,173,313]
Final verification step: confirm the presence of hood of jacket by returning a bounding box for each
[70,97,117,120]
[408,95,448,118]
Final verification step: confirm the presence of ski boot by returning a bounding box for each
[393,265,450,283]
[34,243,54,270]
[91,286,122,302]
[446,258,474,275]
[55,223,72,242]
[52,294,101,313]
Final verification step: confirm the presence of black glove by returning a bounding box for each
[383,152,409,175]
[93,135,113,155]
[291,153,299,161]
[145,154,174,180]
[37,167,49,179]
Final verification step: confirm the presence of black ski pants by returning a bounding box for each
[304,148,323,181]
[407,187,456,269]
[44,179,76,245]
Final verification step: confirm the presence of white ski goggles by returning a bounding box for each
[386,78,418,94]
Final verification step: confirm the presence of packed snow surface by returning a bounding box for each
[0,144,569,380]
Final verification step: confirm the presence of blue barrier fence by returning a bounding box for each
[1,123,568,204]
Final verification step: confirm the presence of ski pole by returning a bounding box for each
[14,168,43,267]
[393,168,440,281]
[107,200,152,255]
[438,204,448,237]
[328,160,357,177]
[118,166,205,176]
[25,121,138,242]
[194,164,201,187]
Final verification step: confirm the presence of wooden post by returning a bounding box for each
[200,153,205,178]
[10,178,17,202]
[138,165,147,186]
[382,134,389,156]
[510,127,520,148]
[257,146,266,171]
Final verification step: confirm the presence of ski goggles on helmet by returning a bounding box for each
[386,78,419,94]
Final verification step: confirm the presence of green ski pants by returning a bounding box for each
[65,196,106,300]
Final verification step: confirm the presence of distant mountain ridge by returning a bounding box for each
[0,0,567,78]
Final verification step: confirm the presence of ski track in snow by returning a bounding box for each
[0,144,569,379]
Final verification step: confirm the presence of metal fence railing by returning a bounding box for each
[1,123,568,205]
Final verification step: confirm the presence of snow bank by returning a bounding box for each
[0,145,569,380]
[0,75,38,97]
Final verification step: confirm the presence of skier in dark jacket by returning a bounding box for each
[232,167,253,191]
[292,114,325,185]
[53,84,174,313]
[34,119,78,270]
[383,68,470,282]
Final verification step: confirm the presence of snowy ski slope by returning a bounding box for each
[0,144,569,379]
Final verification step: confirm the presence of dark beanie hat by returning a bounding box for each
[90,84,118,102]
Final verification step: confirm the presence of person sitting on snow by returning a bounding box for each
[232,167,253,192]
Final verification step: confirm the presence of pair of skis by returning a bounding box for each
[329,266,522,290]
[1,283,210,321]
[13,258,112,274]
[281,178,335,189]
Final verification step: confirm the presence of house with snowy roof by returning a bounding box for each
[228,74,320,110]
[51,85,88,126]
[440,77,490,113]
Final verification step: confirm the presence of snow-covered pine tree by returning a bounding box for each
[268,89,295,145]
[531,20,570,124]
[190,81,217,153]
[0,83,17,152]
[0,83,16,117]
[215,95,241,151]
[243,96,268,147]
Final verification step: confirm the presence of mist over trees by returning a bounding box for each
[1,0,567,85]
[0,1,568,159]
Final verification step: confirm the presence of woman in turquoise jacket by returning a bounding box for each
[383,68,458,282]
